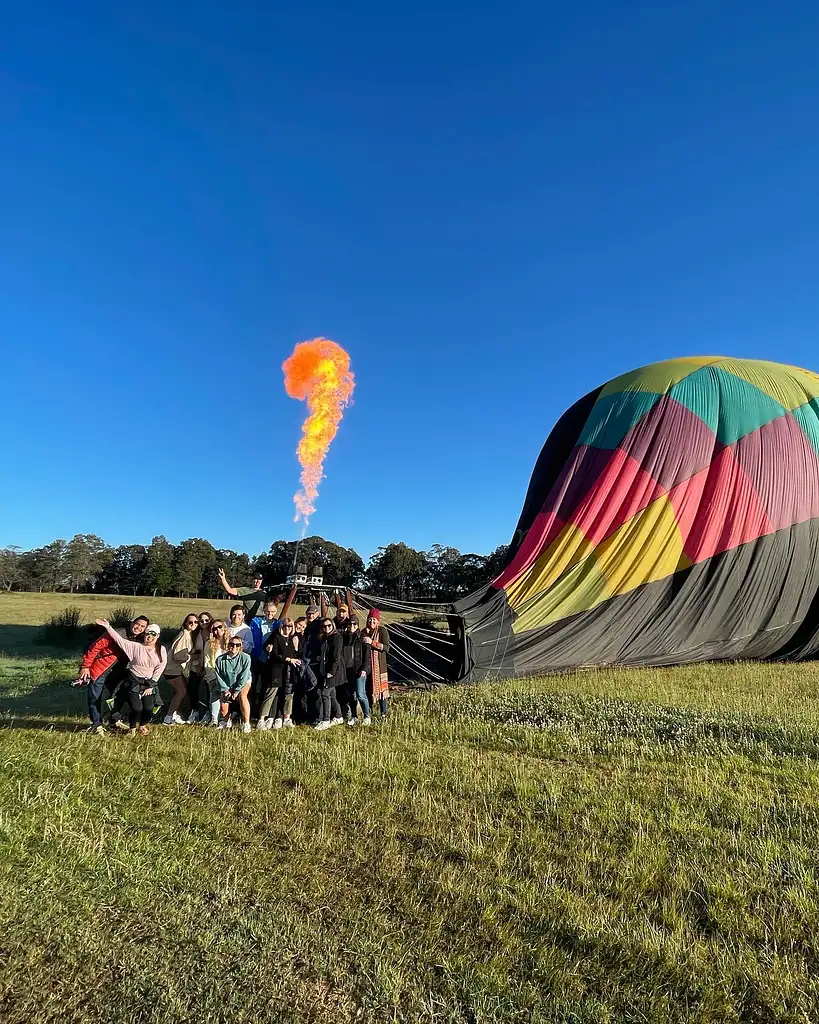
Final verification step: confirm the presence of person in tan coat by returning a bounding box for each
[162,614,199,725]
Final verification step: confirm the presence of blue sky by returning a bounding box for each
[2,1,819,561]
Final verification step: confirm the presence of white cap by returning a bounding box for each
[145,623,161,636]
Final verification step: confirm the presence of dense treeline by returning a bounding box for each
[0,535,509,603]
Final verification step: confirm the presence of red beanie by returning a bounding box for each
[368,608,381,620]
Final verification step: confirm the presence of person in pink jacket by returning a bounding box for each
[95,619,167,737]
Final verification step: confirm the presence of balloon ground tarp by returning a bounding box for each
[449,355,819,681]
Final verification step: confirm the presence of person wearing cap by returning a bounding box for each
[217,567,268,622]
[95,619,167,737]
[361,609,390,718]
[215,636,252,733]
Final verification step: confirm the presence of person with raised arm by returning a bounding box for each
[75,615,149,735]
[217,567,267,622]
[95,619,167,737]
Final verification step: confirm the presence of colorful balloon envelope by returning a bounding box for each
[456,356,819,678]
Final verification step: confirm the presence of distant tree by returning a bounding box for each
[0,546,25,591]
[96,544,148,595]
[143,536,175,596]
[425,544,462,600]
[20,539,68,592]
[365,542,428,600]
[484,544,509,580]
[203,549,253,598]
[63,534,111,593]
[173,538,218,597]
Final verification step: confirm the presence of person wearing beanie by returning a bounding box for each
[361,609,390,719]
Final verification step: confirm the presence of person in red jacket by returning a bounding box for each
[76,616,149,734]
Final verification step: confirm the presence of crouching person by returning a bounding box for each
[216,636,252,733]
[96,619,166,737]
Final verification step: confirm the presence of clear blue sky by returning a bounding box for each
[2,1,819,562]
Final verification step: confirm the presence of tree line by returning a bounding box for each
[0,535,509,603]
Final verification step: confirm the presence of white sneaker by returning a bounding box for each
[224,718,233,730]
[209,719,220,727]
[217,720,228,729]
[362,717,372,726]
[346,718,357,727]
[242,723,251,734]
[313,721,330,731]
[331,717,344,726]
[172,712,186,725]
[273,718,283,730]
[256,718,268,731]
[282,717,295,728]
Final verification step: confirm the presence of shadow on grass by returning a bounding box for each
[0,716,84,733]
[0,623,85,660]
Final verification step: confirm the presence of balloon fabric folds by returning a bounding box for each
[456,356,819,679]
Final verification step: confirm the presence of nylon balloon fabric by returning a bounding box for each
[456,356,819,679]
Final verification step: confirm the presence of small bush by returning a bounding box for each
[39,606,84,648]
[109,605,136,629]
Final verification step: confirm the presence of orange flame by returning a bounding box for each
[282,337,355,528]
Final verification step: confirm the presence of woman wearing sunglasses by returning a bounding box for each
[186,611,213,724]
[259,617,299,729]
[314,618,345,730]
[203,620,228,725]
[94,618,167,737]
[215,636,252,732]
[163,613,199,725]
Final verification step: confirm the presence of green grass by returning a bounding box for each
[1,595,819,1022]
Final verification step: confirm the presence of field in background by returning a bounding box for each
[1,595,818,1022]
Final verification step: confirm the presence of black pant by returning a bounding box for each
[249,658,264,720]
[318,685,342,722]
[113,672,156,728]
[186,670,205,717]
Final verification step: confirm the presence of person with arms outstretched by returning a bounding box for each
[95,619,167,737]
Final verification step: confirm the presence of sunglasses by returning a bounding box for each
[211,626,224,632]
[228,641,243,648]
[322,624,334,630]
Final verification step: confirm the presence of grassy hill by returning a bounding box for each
[0,594,818,1022]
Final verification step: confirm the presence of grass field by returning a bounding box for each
[1,594,818,1022]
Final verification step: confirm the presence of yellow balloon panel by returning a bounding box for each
[506,522,594,611]
[594,493,691,596]
[599,357,720,398]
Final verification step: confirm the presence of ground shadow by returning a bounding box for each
[0,623,84,661]
[0,716,84,733]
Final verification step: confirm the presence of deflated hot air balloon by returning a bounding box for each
[454,356,819,679]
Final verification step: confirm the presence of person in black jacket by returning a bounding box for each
[258,617,300,730]
[314,618,344,730]
[343,617,370,726]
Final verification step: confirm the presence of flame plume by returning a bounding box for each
[283,337,355,529]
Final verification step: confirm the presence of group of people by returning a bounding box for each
[76,570,390,737]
